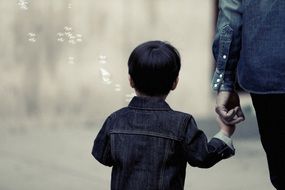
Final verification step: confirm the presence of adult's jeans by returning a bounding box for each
[251,93,285,190]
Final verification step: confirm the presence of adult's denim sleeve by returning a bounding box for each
[182,116,235,168]
[212,0,242,92]
[92,116,114,167]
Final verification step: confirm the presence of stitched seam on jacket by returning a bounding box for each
[159,139,170,190]
[110,130,181,141]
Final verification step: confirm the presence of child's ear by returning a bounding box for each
[171,77,179,90]
[129,75,135,88]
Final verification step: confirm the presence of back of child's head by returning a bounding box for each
[128,40,181,96]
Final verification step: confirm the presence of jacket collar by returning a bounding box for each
[128,96,171,111]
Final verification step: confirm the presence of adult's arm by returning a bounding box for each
[211,0,244,125]
[211,0,243,92]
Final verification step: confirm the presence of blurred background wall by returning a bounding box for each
[0,1,273,190]
[0,0,221,125]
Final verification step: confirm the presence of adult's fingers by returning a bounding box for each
[225,107,245,125]
[215,106,236,121]
[226,116,245,125]
[236,107,245,120]
[229,107,245,125]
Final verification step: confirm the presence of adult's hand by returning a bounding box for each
[216,91,245,125]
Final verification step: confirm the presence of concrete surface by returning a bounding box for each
[0,117,275,190]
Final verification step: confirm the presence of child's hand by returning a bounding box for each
[216,116,236,137]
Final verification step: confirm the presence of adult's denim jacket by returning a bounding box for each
[212,0,285,93]
[92,97,234,190]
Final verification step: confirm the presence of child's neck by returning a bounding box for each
[135,91,167,100]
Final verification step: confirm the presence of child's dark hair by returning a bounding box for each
[128,40,181,96]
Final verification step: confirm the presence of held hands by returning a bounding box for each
[215,91,245,125]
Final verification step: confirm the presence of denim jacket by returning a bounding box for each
[212,0,285,93]
[92,96,234,190]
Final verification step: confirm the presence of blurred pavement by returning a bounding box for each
[0,116,274,190]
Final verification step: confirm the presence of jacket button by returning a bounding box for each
[223,55,227,59]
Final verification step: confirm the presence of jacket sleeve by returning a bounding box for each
[182,116,235,168]
[211,0,243,92]
[92,116,114,167]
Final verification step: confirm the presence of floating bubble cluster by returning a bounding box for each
[18,0,133,104]
[15,0,135,107]
[99,55,112,84]
[98,55,130,99]
[27,32,37,42]
[57,27,83,44]
[17,0,29,10]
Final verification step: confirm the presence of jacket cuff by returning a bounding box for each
[209,138,235,159]
[214,130,234,151]
[211,69,235,92]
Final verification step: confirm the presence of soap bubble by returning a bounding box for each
[114,84,121,92]
[75,34,83,43]
[28,38,36,42]
[28,33,36,37]
[99,55,107,60]
[57,27,83,45]
[99,55,107,64]
[125,93,135,98]
[69,35,75,39]
[17,0,29,10]
[68,56,75,64]
[27,33,37,42]
[57,38,65,42]
[68,39,76,44]
[64,26,72,31]
[100,68,112,85]
[65,32,72,37]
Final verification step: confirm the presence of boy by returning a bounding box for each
[92,40,235,190]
